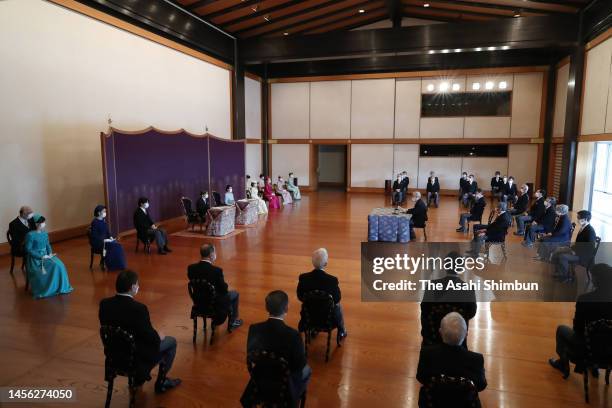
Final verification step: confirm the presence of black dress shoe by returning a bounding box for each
[158,250,167,255]
[549,358,570,379]
[513,231,524,236]
[456,227,465,232]
[337,330,348,344]
[230,319,243,329]
[164,247,173,253]
[155,378,182,393]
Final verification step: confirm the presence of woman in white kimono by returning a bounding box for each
[275,176,293,205]
[249,182,268,215]
[286,172,301,200]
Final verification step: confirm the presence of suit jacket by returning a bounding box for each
[392,179,402,191]
[571,224,597,264]
[485,212,511,242]
[490,177,503,192]
[547,214,572,243]
[513,193,529,214]
[196,197,209,217]
[133,208,154,239]
[466,181,478,194]
[416,343,487,407]
[400,177,409,191]
[502,183,517,197]
[408,199,428,228]
[470,198,486,221]
[99,295,161,382]
[187,261,230,315]
[528,197,546,220]
[539,206,556,232]
[426,177,440,193]
[8,217,32,256]
[297,269,341,304]
[573,289,612,338]
[459,177,468,192]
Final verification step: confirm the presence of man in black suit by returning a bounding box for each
[297,248,347,342]
[502,176,518,204]
[490,171,503,202]
[426,171,440,208]
[99,270,181,393]
[523,197,557,247]
[196,191,210,220]
[133,197,171,255]
[187,244,243,329]
[242,290,311,406]
[550,210,598,283]
[515,189,546,236]
[407,191,428,240]
[8,206,34,258]
[509,184,529,216]
[417,312,487,408]
[549,264,612,378]
[392,174,403,207]
[469,202,512,255]
[456,189,485,233]
[458,172,468,201]
[461,174,478,208]
[400,171,410,203]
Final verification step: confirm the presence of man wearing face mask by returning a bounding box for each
[400,171,410,204]
[458,172,469,201]
[515,189,546,236]
[468,202,511,256]
[99,270,181,393]
[133,197,172,255]
[490,171,503,203]
[426,171,440,208]
[523,197,557,247]
[461,174,478,208]
[8,206,35,268]
[407,191,428,240]
[502,176,517,205]
[187,244,243,330]
[536,204,573,261]
[90,205,126,271]
[508,184,530,220]
[392,174,403,207]
[456,189,486,233]
[196,191,210,220]
[550,210,597,283]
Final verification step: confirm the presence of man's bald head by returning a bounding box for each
[440,312,467,346]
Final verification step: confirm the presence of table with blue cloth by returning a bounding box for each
[368,208,412,243]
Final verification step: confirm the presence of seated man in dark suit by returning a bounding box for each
[501,176,518,204]
[456,189,485,233]
[297,248,347,342]
[99,270,181,393]
[426,171,440,208]
[461,174,478,208]
[196,191,210,220]
[392,173,403,207]
[420,252,477,348]
[523,197,557,247]
[400,171,410,204]
[550,210,597,283]
[515,189,545,236]
[536,204,573,261]
[187,244,243,329]
[490,171,503,202]
[133,197,171,255]
[242,290,311,406]
[468,202,511,256]
[458,172,468,201]
[407,191,428,240]
[509,184,529,218]
[8,205,35,258]
[549,264,612,378]
[417,312,487,408]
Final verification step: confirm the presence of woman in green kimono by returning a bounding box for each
[286,172,301,200]
[24,214,73,299]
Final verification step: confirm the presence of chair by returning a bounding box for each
[484,238,507,263]
[465,216,482,235]
[581,319,612,403]
[244,350,306,408]
[100,325,138,408]
[413,223,428,241]
[133,218,151,254]
[87,226,106,271]
[423,304,466,346]
[584,237,602,284]
[301,290,340,362]
[212,191,223,207]
[180,197,203,231]
[423,374,480,408]
[6,230,26,276]
[188,278,231,345]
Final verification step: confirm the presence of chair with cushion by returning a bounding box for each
[100,325,138,408]
[212,191,223,207]
[188,278,231,345]
[484,235,508,263]
[6,230,26,276]
[87,226,106,271]
[180,197,203,231]
[423,374,480,408]
[581,319,612,403]
[242,350,306,408]
[300,290,341,362]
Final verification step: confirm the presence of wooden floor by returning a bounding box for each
[1,191,609,407]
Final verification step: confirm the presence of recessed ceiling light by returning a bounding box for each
[439,82,450,92]
[442,49,449,53]
[359,9,365,13]
[472,82,481,90]
[499,81,507,89]
[513,10,521,17]
[485,81,494,90]
[454,48,462,53]
[487,46,496,51]
[283,32,289,36]
[264,15,270,22]
[501,45,510,50]
[452,83,461,91]
[475,47,482,51]
[423,3,430,7]
[428,50,435,54]
[427,84,435,92]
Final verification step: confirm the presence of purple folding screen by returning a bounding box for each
[101,127,245,234]
[209,136,246,202]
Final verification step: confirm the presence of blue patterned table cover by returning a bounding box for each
[368,208,412,243]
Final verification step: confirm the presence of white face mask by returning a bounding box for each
[469,178,473,182]
[508,180,513,184]
[39,222,46,230]
[101,211,107,218]
[503,178,508,183]
[26,213,34,220]
[143,202,149,209]
[579,219,588,226]
[132,284,139,296]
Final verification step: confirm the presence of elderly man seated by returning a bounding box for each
[417,312,487,407]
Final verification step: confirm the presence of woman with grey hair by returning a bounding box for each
[536,204,573,261]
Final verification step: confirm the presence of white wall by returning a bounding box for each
[508,144,538,185]
[553,63,569,138]
[0,0,231,241]
[271,82,309,139]
[394,79,421,138]
[245,144,262,184]
[417,157,462,190]
[350,145,394,187]
[350,79,396,139]
[511,72,543,138]
[310,81,351,139]
[271,144,310,186]
[573,142,595,210]
[245,77,262,139]
[392,144,419,187]
[581,37,612,135]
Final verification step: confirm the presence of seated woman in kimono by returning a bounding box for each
[224,185,235,206]
[264,177,281,209]
[25,214,73,299]
[90,205,127,271]
[275,176,293,205]
[249,182,268,215]
[286,172,301,200]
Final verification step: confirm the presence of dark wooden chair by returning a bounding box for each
[243,350,306,408]
[300,290,340,362]
[188,278,231,345]
[484,235,508,263]
[423,304,467,346]
[180,197,203,231]
[465,215,482,235]
[423,374,480,408]
[212,191,223,207]
[581,319,612,403]
[6,230,25,275]
[100,325,138,408]
[87,226,106,271]
[413,223,428,241]
[584,237,602,284]
[133,220,151,254]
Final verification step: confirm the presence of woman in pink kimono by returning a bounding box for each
[264,177,281,209]
[275,176,293,205]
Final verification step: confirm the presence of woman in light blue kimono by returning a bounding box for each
[24,214,73,299]
[286,172,301,200]
[224,185,235,205]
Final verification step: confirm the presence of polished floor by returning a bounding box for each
[0,191,609,407]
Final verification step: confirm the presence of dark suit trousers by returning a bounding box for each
[524,224,545,245]
[228,290,240,322]
[427,192,439,207]
[556,325,583,367]
[291,365,312,401]
[156,336,177,381]
[551,248,580,278]
[335,304,345,333]
[148,228,168,249]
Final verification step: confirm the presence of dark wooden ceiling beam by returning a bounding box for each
[385,0,403,27]
[185,0,217,11]
[402,0,571,15]
[453,0,578,14]
[328,16,392,32]
[402,0,546,17]
[289,7,389,36]
[403,5,493,21]
[217,0,309,27]
[204,0,265,19]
